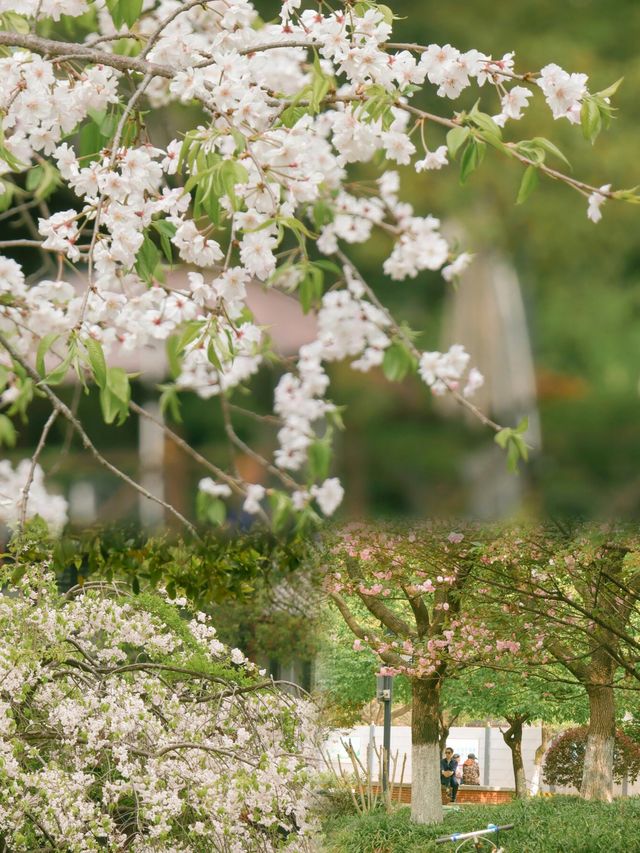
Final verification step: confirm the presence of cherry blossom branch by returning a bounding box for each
[335,250,504,431]
[0,331,198,536]
[17,408,58,528]
[0,30,173,77]
[129,399,273,524]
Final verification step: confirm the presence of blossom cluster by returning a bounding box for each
[0,556,318,851]
[0,0,615,528]
[327,523,523,679]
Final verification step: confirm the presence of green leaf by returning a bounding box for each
[0,181,14,213]
[308,440,331,482]
[166,337,182,379]
[99,367,130,425]
[84,337,107,390]
[494,418,529,473]
[0,414,16,448]
[197,493,227,526]
[382,343,415,382]
[516,166,539,205]
[36,333,60,378]
[298,265,323,313]
[135,234,160,284]
[43,354,72,386]
[309,52,331,113]
[596,77,623,100]
[269,491,292,533]
[531,137,571,169]
[581,98,602,144]
[106,0,143,28]
[312,200,335,229]
[159,385,182,423]
[459,139,485,185]
[446,126,470,160]
[152,219,176,263]
[468,106,503,141]
[280,105,309,129]
[0,11,30,33]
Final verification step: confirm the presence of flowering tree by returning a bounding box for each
[0,536,317,851]
[479,525,640,802]
[0,0,634,531]
[325,523,523,823]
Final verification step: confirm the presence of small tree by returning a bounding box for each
[480,525,640,801]
[543,727,640,792]
[442,667,587,797]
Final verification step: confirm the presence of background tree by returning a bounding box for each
[441,667,588,797]
[326,523,521,824]
[480,525,640,801]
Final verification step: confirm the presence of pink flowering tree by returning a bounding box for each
[0,538,318,851]
[0,0,635,532]
[325,523,523,824]
[478,524,640,802]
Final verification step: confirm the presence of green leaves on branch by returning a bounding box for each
[106,0,143,29]
[0,121,25,173]
[353,2,395,25]
[513,137,570,204]
[180,138,249,225]
[495,417,530,473]
[83,338,131,425]
[280,52,334,126]
[99,367,131,426]
[580,79,622,144]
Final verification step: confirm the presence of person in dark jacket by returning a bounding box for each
[440,747,459,802]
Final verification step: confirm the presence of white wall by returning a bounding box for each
[323,724,640,794]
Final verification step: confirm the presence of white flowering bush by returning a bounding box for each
[0,546,318,851]
[0,0,635,531]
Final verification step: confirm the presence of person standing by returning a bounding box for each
[463,753,480,785]
[440,747,459,802]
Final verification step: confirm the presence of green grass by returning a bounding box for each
[320,797,640,853]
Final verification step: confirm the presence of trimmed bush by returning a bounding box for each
[321,797,640,853]
[543,726,640,790]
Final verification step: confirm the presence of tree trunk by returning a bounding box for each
[530,725,552,796]
[581,679,616,801]
[411,677,443,825]
[502,714,528,799]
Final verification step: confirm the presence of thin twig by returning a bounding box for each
[17,408,58,527]
[0,331,198,536]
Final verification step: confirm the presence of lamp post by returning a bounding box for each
[376,672,393,796]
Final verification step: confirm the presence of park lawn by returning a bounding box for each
[320,796,640,853]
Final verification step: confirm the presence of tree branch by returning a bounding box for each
[0,331,198,536]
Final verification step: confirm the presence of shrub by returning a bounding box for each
[543,726,640,790]
[0,548,317,851]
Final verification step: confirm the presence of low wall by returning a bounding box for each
[371,784,515,806]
